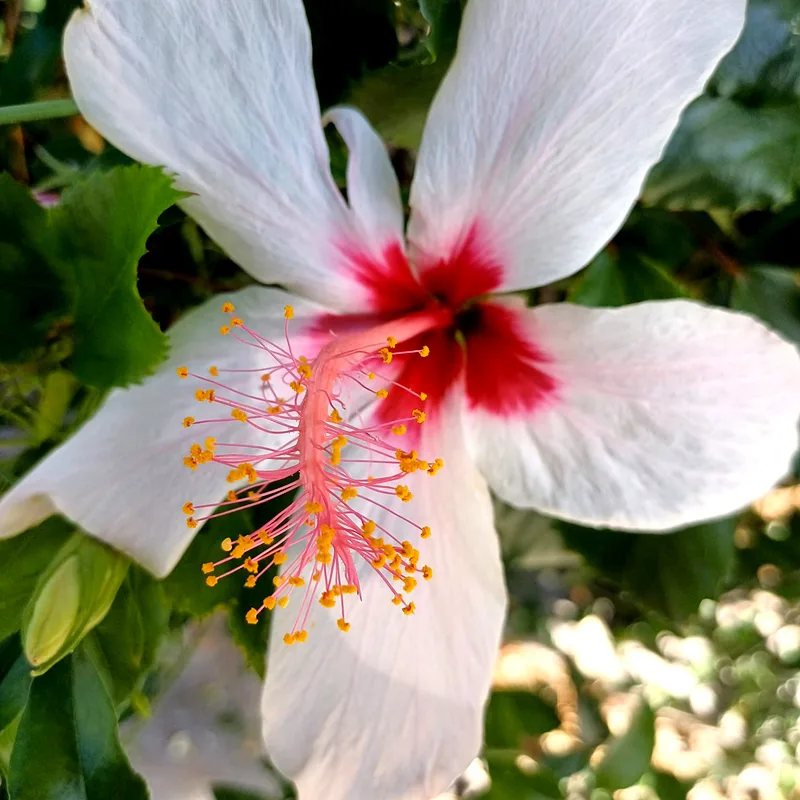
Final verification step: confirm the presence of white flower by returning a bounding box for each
[1,1,797,798]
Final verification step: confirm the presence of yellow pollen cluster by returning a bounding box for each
[177,366,189,379]
[329,435,347,466]
[182,502,194,515]
[222,302,236,313]
[392,425,407,436]
[379,347,393,364]
[231,408,248,422]
[427,458,445,476]
[419,346,430,357]
[386,336,397,348]
[329,408,342,423]
[220,326,230,336]
[231,317,243,327]
[209,366,219,376]
[195,389,215,402]
[289,380,305,393]
[376,388,389,399]
[284,305,294,320]
[183,416,195,428]
[341,487,358,502]
[395,485,413,502]
[412,409,426,424]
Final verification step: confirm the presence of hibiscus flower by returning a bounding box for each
[2,0,798,797]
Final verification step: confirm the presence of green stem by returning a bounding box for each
[0,99,79,126]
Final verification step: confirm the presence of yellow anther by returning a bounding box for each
[392,595,404,606]
[220,325,230,336]
[283,633,295,646]
[231,317,243,327]
[261,373,271,382]
[183,416,195,428]
[305,501,324,514]
[295,630,308,643]
[419,346,430,357]
[201,562,215,574]
[379,347,393,364]
[419,392,428,401]
[195,389,207,402]
[368,372,376,380]
[245,575,257,588]
[226,490,237,502]
[267,406,282,415]
[376,389,389,399]
[190,443,203,458]
[395,485,413,502]
[284,305,294,319]
[298,363,313,379]
[316,552,333,565]
[412,409,426,424]
[403,577,418,593]
[258,530,274,545]
[332,585,342,597]
[383,544,397,558]
[422,566,433,580]
[387,336,397,348]
[204,437,216,452]
[182,502,195,515]
[337,618,351,632]
[392,425,407,436]
[341,487,358,502]
[278,596,290,608]
[231,408,248,422]
[289,380,305,393]
[183,456,198,470]
[186,517,198,529]
[199,450,213,464]
[264,597,277,611]
[319,591,337,609]
[246,608,259,625]
[342,584,358,595]
[273,551,288,565]
[243,558,258,573]
[221,538,233,552]
[420,526,431,539]
[427,458,444,476]
[362,520,376,536]
[206,576,218,587]
[400,541,414,557]
[222,302,235,313]
[289,576,305,587]
[312,570,321,582]
[403,602,416,616]
[273,576,286,587]
[209,366,219,377]
[231,546,246,559]
[177,366,189,378]
[329,408,342,424]
[371,554,387,569]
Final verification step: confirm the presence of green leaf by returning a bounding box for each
[0,641,31,735]
[645,97,800,212]
[594,701,655,790]
[713,0,800,102]
[569,250,691,308]
[418,0,463,59]
[484,690,560,750]
[7,654,148,800]
[485,759,562,800]
[346,60,449,149]
[731,265,800,344]
[33,370,78,445]
[212,788,272,800]
[86,568,169,706]
[0,518,71,642]
[559,518,737,621]
[0,174,73,363]
[22,532,129,674]
[52,165,182,388]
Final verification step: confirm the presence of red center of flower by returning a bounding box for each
[334,221,560,426]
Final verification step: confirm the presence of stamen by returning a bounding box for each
[179,301,448,644]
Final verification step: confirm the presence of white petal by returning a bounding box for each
[466,301,800,530]
[408,0,746,291]
[63,0,392,310]
[323,106,405,260]
[0,288,324,577]
[262,405,507,799]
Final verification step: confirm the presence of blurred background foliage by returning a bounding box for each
[0,0,799,798]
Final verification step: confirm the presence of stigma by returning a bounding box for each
[177,302,445,644]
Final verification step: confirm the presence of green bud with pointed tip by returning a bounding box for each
[22,532,128,675]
